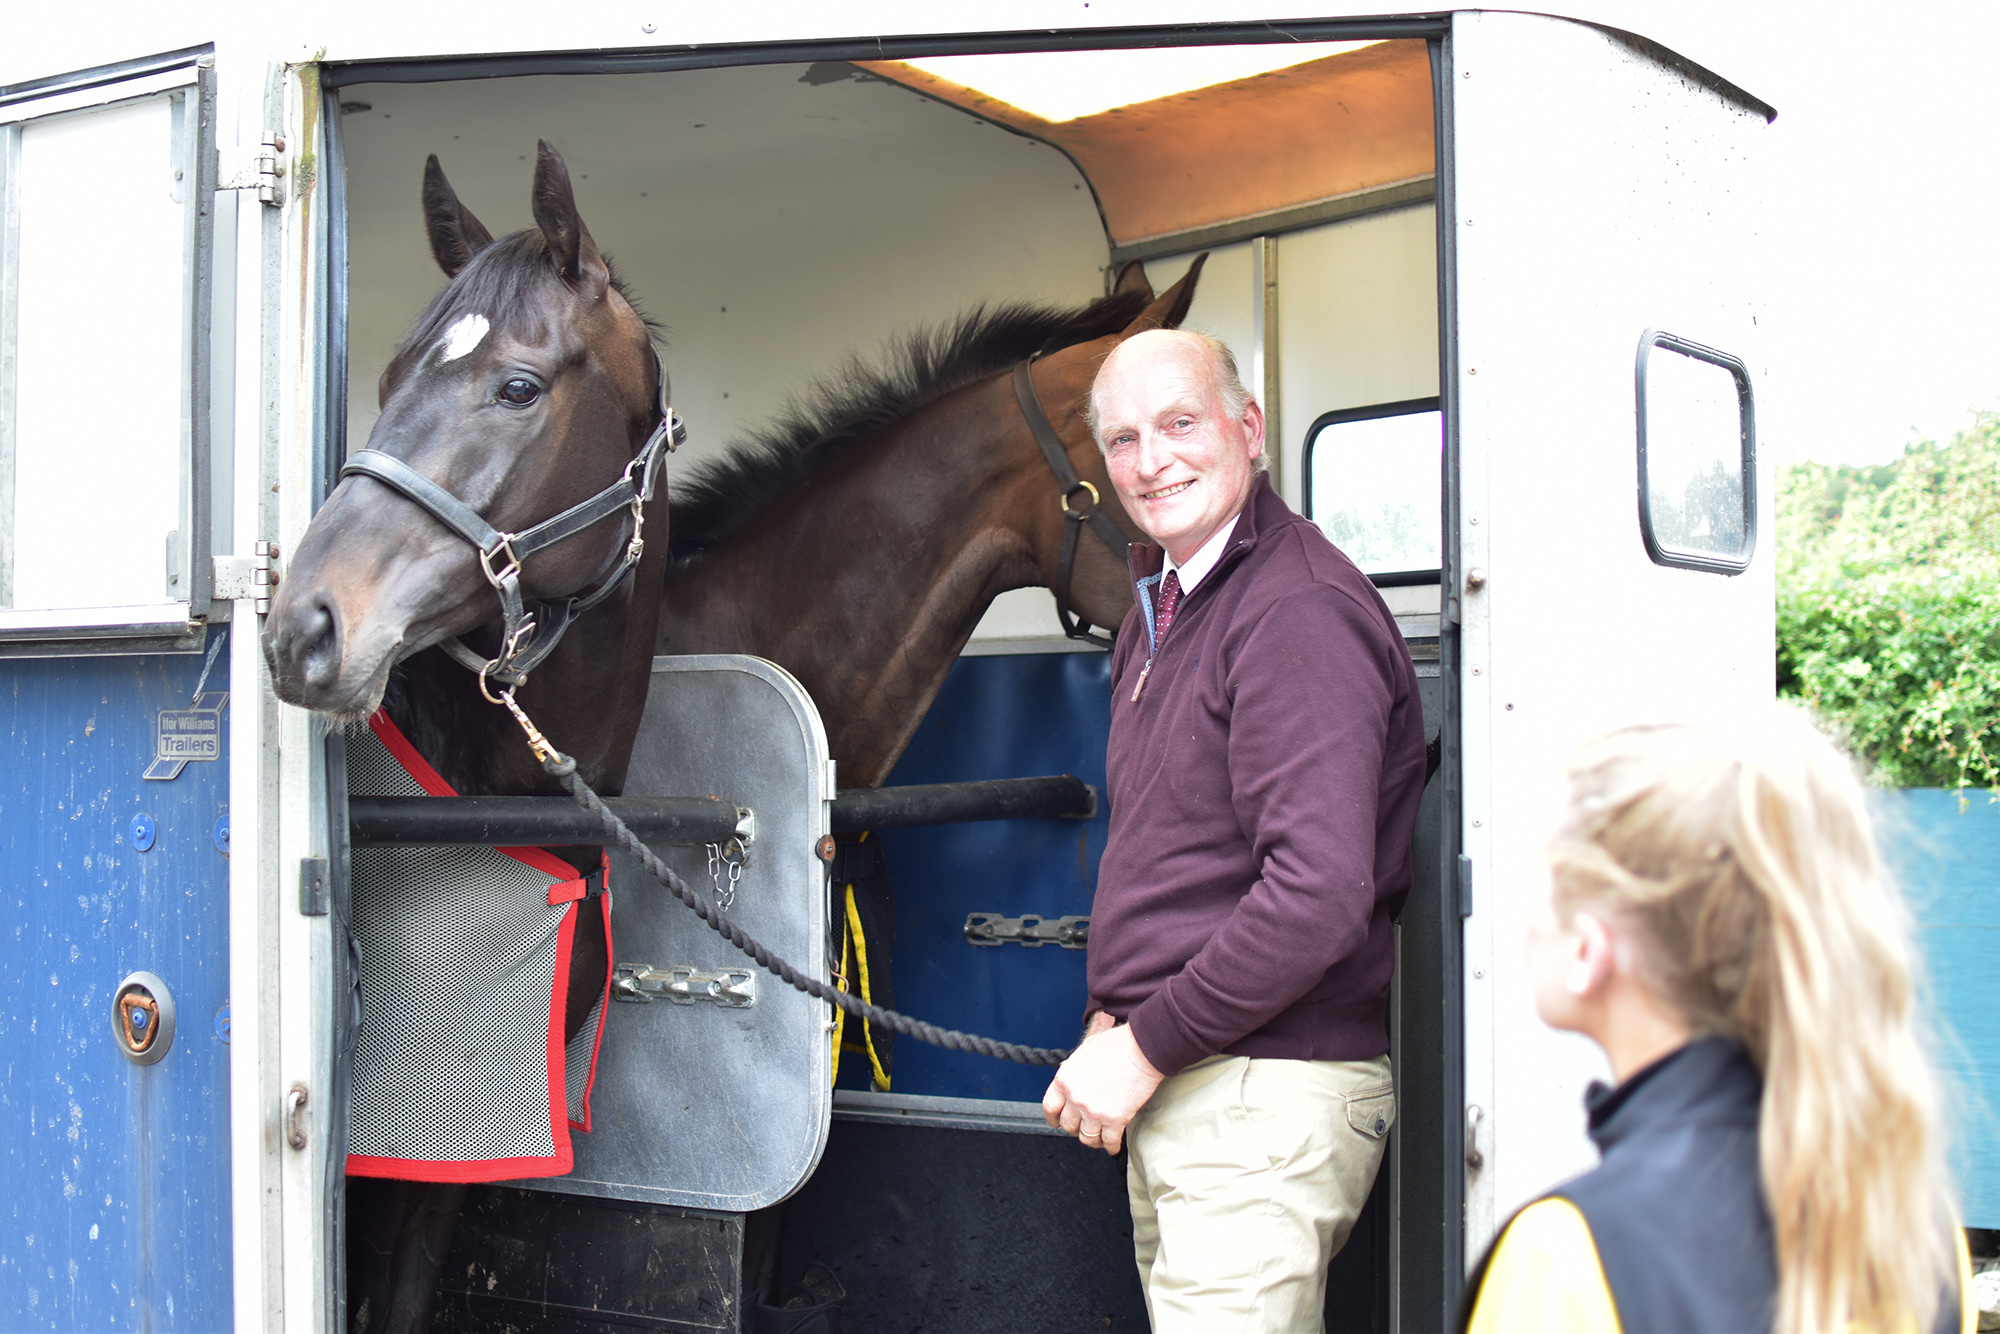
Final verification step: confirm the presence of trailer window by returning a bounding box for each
[1303,398,1440,585]
[0,56,213,648]
[1636,330,1756,574]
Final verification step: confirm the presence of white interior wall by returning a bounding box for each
[340,64,1108,474]
[1278,204,1441,504]
[1174,241,1260,373]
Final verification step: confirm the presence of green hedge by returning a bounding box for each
[1776,417,2000,793]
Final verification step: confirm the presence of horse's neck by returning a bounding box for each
[384,526,669,800]
[661,381,1040,787]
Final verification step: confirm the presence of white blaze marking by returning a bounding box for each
[439,313,489,363]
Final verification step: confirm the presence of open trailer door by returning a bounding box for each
[0,40,340,1330]
[1441,8,1775,1274]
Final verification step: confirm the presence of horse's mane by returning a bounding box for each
[667,287,1150,557]
[386,230,662,384]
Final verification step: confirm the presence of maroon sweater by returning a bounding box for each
[1090,475,1427,1077]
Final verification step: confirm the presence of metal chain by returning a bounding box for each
[705,841,743,912]
[537,748,1069,1067]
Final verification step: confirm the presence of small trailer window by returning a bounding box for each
[1302,397,1441,585]
[1635,330,1756,574]
[0,56,213,647]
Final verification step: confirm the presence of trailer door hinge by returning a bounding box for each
[213,541,279,614]
[218,134,286,205]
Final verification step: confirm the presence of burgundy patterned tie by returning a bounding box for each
[1155,570,1183,644]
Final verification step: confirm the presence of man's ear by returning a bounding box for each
[1567,911,1617,997]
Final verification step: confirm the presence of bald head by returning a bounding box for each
[1089,330,1253,450]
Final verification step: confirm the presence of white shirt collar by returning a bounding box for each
[1164,511,1241,596]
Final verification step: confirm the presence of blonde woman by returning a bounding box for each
[1462,713,1974,1333]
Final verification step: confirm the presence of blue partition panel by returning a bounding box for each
[0,636,234,1330]
[866,651,1112,1103]
[1882,789,2000,1229]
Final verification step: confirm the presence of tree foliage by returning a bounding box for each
[1776,414,2000,793]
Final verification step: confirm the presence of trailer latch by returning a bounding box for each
[611,964,757,1008]
[963,913,1090,949]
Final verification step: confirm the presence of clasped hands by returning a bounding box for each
[1041,1011,1165,1155]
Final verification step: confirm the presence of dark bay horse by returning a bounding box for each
[263,142,671,1334]
[661,257,1205,787]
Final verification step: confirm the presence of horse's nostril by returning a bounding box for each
[298,598,342,690]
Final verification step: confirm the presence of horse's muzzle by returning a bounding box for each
[264,589,358,714]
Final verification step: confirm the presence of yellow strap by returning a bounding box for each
[844,883,890,1091]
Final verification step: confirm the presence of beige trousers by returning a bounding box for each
[1126,1053,1395,1334]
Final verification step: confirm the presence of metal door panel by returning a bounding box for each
[518,654,832,1211]
[1447,11,1774,1249]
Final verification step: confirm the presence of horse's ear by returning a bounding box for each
[531,139,609,297]
[422,154,495,278]
[1111,259,1154,299]
[1122,252,1207,334]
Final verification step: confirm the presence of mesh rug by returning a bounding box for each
[346,711,610,1182]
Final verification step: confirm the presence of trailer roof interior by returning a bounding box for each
[864,40,1434,249]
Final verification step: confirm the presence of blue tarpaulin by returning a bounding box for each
[1881,788,2000,1229]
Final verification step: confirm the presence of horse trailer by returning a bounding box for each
[1,5,1775,1329]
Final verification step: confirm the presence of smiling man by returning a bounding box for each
[1042,329,1427,1332]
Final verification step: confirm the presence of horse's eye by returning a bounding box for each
[498,377,541,406]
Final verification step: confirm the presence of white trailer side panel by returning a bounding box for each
[1447,10,1774,1253]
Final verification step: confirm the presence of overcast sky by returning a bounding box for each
[1649,0,2000,466]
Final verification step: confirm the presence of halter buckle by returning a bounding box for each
[477,616,540,697]
[480,535,523,588]
[621,444,655,499]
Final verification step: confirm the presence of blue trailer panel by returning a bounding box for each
[0,636,233,1330]
[865,650,1111,1104]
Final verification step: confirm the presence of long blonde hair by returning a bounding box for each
[1548,711,1955,1332]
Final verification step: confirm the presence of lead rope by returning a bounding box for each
[494,687,1069,1066]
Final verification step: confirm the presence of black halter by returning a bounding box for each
[1011,359,1128,650]
[339,367,684,688]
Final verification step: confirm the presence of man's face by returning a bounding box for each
[1093,332,1264,566]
